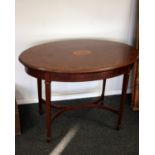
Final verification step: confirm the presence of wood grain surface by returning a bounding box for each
[19,39,138,73]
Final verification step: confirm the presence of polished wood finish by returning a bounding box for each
[15,100,21,135]
[37,78,43,114]
[117,72,130,130]
[132,59,139,111]
[19,39,138,73]
[131,3,139,111]
[45,75,52,142]
[19,39,138,142]
[101,79,106,104]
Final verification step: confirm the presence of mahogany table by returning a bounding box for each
[19,39,138,142]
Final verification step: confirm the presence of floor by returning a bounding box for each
[16,95,139,155]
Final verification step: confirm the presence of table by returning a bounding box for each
[19,39,138,142]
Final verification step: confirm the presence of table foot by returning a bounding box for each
[116,124,121,130]
[47,137,51,143]
[39,109,44,115]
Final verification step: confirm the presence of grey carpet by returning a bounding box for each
[16,95,139,155]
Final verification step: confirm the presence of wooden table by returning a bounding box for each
[19,39,138,142]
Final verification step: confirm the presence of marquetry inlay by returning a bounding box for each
[72,50,92,56]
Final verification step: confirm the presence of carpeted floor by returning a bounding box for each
[16,95,139,155]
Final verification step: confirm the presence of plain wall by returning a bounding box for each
[15,0,137,104]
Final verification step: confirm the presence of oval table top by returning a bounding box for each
[19,39,138,73]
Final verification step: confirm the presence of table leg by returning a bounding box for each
[101,79,106,104]
[117,72,130,130]
[37,78,43,114]
[45,79,51,142]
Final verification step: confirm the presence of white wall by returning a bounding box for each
[15,0,137,104]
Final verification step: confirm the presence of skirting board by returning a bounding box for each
[16,88,131,105]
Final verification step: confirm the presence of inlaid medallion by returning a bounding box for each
[72,50,92,56]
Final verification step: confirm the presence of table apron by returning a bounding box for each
[25,65,133,82]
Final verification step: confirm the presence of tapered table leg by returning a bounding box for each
[37,78,43,114]
[101,79,106,104]
[45,78,51,142]
[117,72,130,130]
